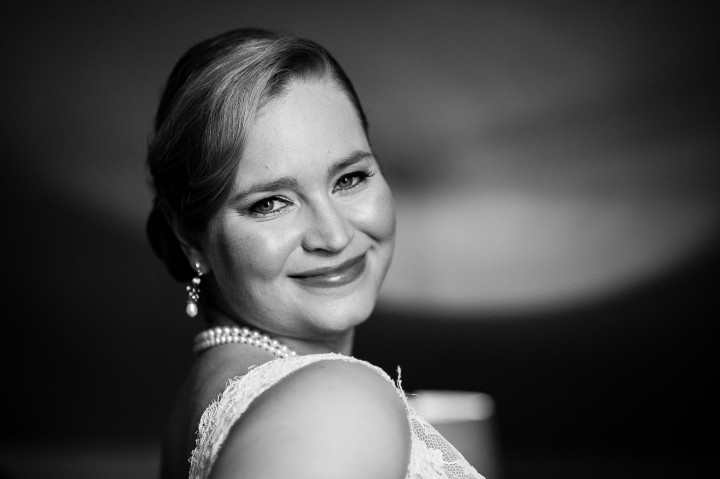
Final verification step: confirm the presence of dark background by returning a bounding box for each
[2,1,717,478]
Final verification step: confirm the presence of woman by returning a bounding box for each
[147,28,484,479]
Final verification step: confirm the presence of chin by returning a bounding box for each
[306,293,378,335]
[294,265,386,333]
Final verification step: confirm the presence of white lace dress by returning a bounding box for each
[189,353,485,479]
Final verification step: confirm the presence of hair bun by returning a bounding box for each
[146,203,195,282]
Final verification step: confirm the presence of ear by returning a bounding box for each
[163,209,212,276]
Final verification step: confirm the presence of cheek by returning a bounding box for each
[355,184,396,243]
[213,224,299,283]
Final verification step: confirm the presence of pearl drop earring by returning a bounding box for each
[185,262,203,318]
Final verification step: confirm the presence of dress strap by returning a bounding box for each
[188,353,396,479]
[188,352,484,479]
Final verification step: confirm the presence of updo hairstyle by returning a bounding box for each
[146,28,368,281]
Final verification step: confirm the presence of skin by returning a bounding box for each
[211,360,410,479]
[164,78,407,479]
[182,77,396,354]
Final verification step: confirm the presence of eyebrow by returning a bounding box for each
[327,150,375,178]
[230,150,375,203]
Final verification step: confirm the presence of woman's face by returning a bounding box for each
[200,79,395,340]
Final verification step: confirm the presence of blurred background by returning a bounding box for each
[1,1,717,478]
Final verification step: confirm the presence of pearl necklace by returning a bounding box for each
[193,326,298,359]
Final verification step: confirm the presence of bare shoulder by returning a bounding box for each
[210,358,411,479]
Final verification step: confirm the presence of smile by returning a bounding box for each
[290,254,367,288]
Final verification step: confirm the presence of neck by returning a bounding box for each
[201,307,355,356]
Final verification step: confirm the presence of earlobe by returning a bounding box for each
[162,208,211,275]
[176,233,212,276]
[175,234,210,275]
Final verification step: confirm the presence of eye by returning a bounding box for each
[334,171,372,192]
[250,197,288,217]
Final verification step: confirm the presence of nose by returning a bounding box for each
[301,199,353,253]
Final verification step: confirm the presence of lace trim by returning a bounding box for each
[188,353,484,479]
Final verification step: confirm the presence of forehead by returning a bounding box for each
[236,79,369,181]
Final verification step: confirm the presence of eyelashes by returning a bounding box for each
[248,169,375,218]
[250,197,289,216]
[333,169,374,193]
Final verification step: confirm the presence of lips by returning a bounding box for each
[289,254,367,288]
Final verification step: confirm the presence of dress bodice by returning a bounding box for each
[189,353,484,479]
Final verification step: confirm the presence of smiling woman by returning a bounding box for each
[146,28,484,479]
[196,80,396,341]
